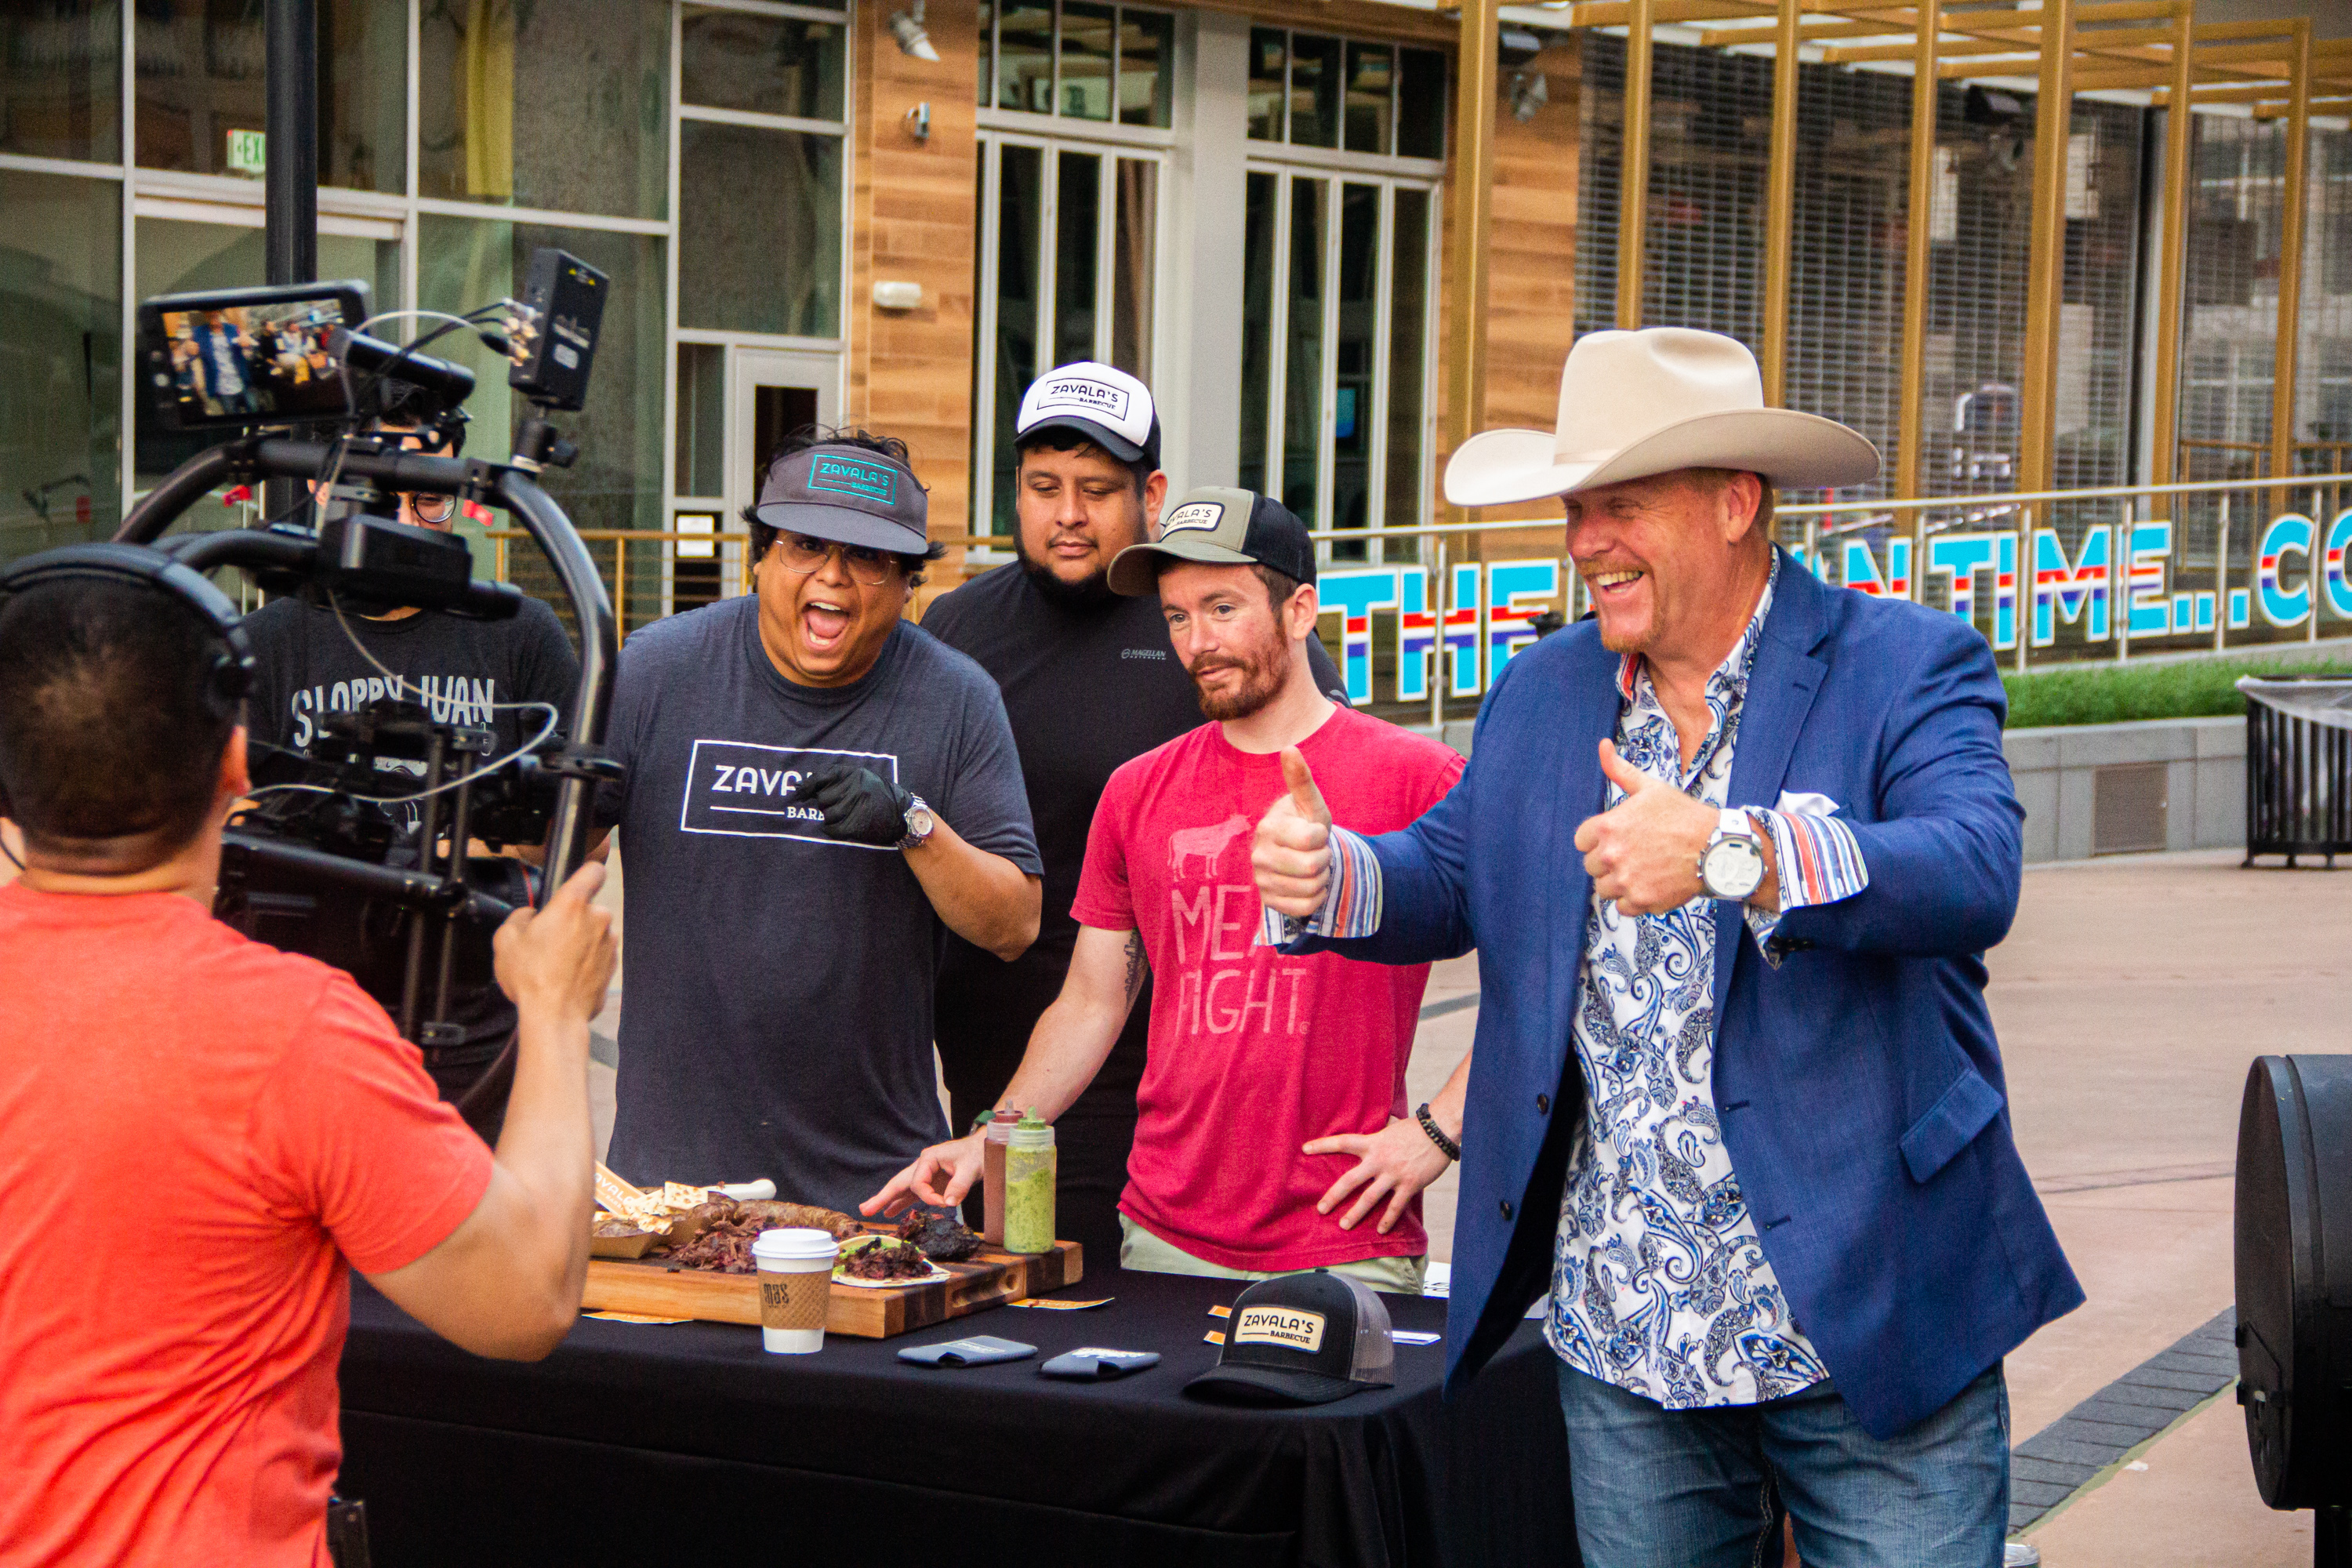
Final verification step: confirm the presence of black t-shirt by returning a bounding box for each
[237,594,582,1049]
[918,564,1346,1107]
[593,601,1041,1207]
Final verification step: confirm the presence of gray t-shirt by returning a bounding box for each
[598,596,1041,1209]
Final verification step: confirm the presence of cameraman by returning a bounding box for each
[0,568,615,1567]
[240,383,582,1109]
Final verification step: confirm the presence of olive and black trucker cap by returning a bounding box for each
[1105,486,1316,597]
[1185,1272,1397,1406]
[750,443,931,555]
[1014,361,1162,470]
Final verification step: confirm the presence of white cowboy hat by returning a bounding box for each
[1443,327,1881,507]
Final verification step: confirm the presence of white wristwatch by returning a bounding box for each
[897,794,937,851]
[1699,809,1767,901]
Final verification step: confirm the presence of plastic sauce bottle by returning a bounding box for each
[1003,1113,1057,1256]
[981,1108,1022,1244]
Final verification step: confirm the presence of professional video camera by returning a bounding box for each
[88,249,623,1123]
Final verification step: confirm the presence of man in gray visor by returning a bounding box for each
[595,429,1042,1208]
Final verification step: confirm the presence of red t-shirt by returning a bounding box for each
[1073,707,1465,1271]
[0,884,494,1568]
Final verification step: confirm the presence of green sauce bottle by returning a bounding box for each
[1003,1112,1056,1256]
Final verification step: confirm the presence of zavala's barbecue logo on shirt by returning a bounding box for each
[679,739,902,848]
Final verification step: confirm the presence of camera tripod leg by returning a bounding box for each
[397,731,448,1040]
[2320,1506,2350,1568]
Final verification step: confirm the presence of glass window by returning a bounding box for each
[1343,43,1392,157]
[0,2,122,163]
[1282,176,1324,524]
[674,343,724,499]
[419,0,668,219]
[677,121,840,337]
[1054,150,1099,368]
[1385,187,1430,535]
[1331,183,1378,557]
[978,0,994,104]
[1117,8,1171,129]
[1111,158,1156,379]
[1058,1,1112,122]
[989,142,1044,535]
[135,0,405,193]
[1247,29,1283,143]
[1287,34,1341,151]
[1,169,121,563]
[995,2,1053,114]
[1396,49,1446,159]
[1238,171,1276,492]
[681,7,844,122]
[132,216,399,484]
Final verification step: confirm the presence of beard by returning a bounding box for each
[1014,528,1119,609]
[1188,634,1290,721]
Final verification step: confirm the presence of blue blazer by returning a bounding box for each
[1305,551,2081,1439]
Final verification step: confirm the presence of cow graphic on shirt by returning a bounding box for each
[1167,813,1250,878]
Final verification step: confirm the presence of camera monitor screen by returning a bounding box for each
[139,281,372,430]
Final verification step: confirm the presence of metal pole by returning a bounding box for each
[1445,0,1498,571]
[2269,20,2311,531]
[1431,536,1446,734]
[264,0,318,286]
[2215,491,2230,653]
[1895,0,1942,597]
[264,0,319,526]
[1759,0,1802,408]
[1617,0,1655,330]
[2147,1,2194,498]
[2016,0,2075,502]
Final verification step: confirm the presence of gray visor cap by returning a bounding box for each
[752,445,932,556]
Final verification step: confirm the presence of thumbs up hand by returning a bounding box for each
[1253,747,1336,918]
[1572,739,1725,916]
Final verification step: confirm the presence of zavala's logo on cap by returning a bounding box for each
[808,456,896,505]
[1232,1307,1327,1353]
[1033,376,1131,423]
[1159,502,1224,538]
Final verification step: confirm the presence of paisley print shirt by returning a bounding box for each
[1544,558,1852,1408]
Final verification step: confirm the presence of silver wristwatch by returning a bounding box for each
[897,794,937,851]
[1698,808,1767,901]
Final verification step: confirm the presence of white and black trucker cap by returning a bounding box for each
[1185,1273,1396,1406]
[751,443,931,556]
[1014,361,1162,469]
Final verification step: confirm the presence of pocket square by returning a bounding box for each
[1775,789,1840,818]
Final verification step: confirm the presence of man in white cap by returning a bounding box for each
[1253,328,2079,1564]
[921,363,1345,1265]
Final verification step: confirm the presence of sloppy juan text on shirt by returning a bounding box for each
[1161,813,1312,1036]
[286,675,501,749]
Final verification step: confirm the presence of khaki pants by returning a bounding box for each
[1118,1214,1428,1295]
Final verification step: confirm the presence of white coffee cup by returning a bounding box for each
[751,1228,838,1354]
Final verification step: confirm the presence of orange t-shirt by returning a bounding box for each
[0,883,495,1568]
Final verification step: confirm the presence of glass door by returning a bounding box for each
[667,343,838,614]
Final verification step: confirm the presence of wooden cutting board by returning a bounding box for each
[582,1230,1084,1339]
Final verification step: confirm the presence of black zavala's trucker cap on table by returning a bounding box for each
[1185,1272,1397,1406]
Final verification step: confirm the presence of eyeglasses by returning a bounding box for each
[777,533,898,587]
[405,492,456,524]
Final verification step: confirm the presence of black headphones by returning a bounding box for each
[0,543,256,722]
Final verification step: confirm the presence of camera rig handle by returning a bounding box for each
[116,435,616,888]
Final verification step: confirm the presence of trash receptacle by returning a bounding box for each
[2240,675,2352,867]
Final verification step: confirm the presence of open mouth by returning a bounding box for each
[1584,567,1646,601]
[800,598,854,653]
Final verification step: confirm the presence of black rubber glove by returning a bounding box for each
[790,764,913,847]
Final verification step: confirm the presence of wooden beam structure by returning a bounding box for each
[2015,0,2074,503]
[2270,20,2311,521]
[1760,0,1802,404]
[1894,0,1940,500]
[1446,0,1500,464]
[1617,0,1656,328]
[2147,0,2192,499]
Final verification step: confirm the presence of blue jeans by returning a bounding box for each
[1555,1361,2009,1568]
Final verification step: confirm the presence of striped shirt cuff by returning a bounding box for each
[1258,824,1385,946]
[1744,807,1868,956]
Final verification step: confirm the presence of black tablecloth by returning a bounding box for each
[339,1268,1576,1567]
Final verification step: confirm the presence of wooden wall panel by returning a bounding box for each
[848,0,982,596]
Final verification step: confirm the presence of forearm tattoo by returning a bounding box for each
[1123,931,1148,1004]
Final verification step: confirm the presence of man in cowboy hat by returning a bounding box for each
[1253,327,2078,1565]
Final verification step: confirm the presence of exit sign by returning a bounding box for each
[226,129,266,174]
